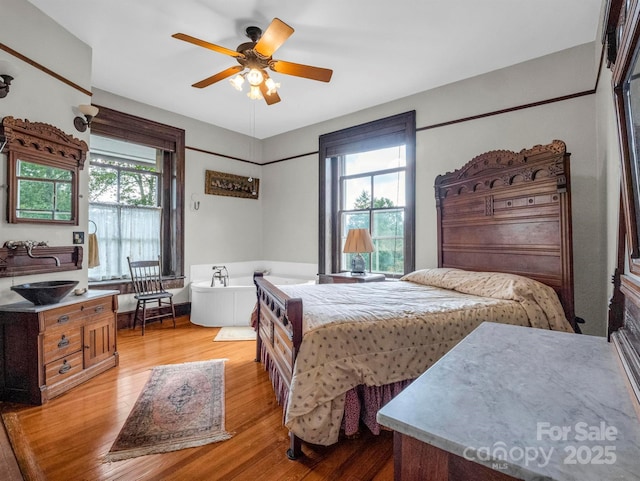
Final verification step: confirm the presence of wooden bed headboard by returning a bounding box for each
[434,140,575,331]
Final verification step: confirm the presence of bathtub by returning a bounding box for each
[190,275,316,327]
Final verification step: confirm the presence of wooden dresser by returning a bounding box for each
[0,290,118,405]
[378,323,640,480]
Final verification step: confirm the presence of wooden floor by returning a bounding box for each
[1,317,394,481]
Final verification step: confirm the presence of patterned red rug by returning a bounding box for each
[104,359,231,462]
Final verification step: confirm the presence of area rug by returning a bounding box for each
[213,326,256,342]
[104,359,231,462]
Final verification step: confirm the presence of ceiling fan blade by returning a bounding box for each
[254,18,294,57]
[259,73,281,105]
[192,66,244,88]
[172,33,244,58]
[270,60,333,82]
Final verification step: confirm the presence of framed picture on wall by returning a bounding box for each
[204,170,259,199]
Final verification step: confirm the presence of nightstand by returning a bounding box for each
[318,272,386,284]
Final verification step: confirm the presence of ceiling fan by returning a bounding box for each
[172,18,333,105]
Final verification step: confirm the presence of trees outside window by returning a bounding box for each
[319,111,416,277]
[88,105,184,290]
[88,136,162,281]
[340,146,406,275]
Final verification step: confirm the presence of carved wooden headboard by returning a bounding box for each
[434,140,576,331]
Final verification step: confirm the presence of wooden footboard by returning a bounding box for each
[253,273,303,459]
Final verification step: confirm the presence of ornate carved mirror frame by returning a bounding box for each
[1,116,87,225]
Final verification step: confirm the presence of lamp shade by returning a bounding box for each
[343,228,374,253]
[78,104,99,117]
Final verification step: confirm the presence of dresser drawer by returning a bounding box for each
[45,351,83,386]
[43,297,112,329]
[43,327,82,364]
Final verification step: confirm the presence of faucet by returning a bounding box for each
[211,265,229,287]
[3,240,60,266]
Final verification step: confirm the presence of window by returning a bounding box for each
[319,111,416,277]
[340,147,406,274]
[88,136,162,281]
[89,106,185,289]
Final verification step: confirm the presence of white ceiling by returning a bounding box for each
[27,0,603,139]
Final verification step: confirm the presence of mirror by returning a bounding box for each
[621,47,640,261]
[607,0,640,399]
[607,0,640,273]
[14,158,74,221]
[1,117,86,225]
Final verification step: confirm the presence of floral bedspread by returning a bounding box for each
[276,268,574,445]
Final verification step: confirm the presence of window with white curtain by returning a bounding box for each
[88,135,162,281]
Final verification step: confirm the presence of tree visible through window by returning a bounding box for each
[340,146,406,274]
[319,111,416,277]
[88,105,185,289]
[88,135,162,281]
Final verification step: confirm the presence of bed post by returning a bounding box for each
[286,297,303,459]
[287,433,302,460]
[253,274,305,459]
[253,272,263,362]
[287,298,303,356]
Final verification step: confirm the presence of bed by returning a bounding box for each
[253,140,577,459]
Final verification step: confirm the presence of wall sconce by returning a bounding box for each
[0,60,18,99]
[74,104,99,132]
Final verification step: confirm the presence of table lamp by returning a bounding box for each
[343,228,374,275]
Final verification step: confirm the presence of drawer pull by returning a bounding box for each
[58,360,71,374]
[94,305,104,313]
[57,335,70,348]
[57,315,70,324]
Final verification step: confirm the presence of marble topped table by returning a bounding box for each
[377,322,640,481]
[0,289,118,313]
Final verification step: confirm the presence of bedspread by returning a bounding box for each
[275,269,573,445]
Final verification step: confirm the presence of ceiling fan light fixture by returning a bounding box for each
[247,85,263,100]
[229,74,245,91]
[265,77,280,96]
[246,68,264,86]
[173,17,332,106]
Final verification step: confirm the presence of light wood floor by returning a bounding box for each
[1,317,394,481]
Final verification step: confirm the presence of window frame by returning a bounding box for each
[319,111,416,277]
[89,106,185,291]
[339,151,407,274]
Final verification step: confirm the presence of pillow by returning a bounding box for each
[401,268,572,332]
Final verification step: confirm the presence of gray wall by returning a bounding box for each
[0,0,92,302]
[262,42,605,335]
[2,1,614,336]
